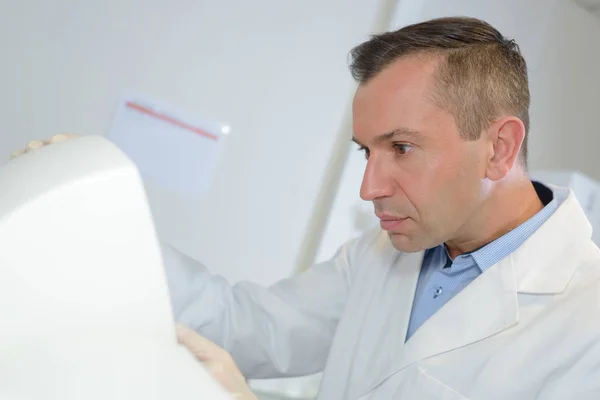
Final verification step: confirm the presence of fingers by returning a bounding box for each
[9,149,26,160]
[201,359,256,399]
[10,133,81,160]
[24,140,48,152]
[175,324,258,400]
[49,133,80,144]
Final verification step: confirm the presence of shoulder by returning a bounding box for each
[344,228,395,258]
[570,241,600,290]
[559,241,600,323]
[336,228,403,278]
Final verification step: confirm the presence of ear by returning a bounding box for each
[485,117,525,181]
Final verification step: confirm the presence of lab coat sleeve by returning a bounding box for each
[161,239,357,379]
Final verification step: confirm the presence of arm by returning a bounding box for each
[161,241,355,379]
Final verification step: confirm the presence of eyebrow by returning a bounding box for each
[352,127,424,146]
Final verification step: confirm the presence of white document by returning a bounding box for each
[107,95,227,197]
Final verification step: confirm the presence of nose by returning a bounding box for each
[360,156,395,201]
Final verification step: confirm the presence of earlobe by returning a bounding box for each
[486,117,525,181]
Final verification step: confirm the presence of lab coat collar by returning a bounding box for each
[363,187,591,395]
[513,187,592,294]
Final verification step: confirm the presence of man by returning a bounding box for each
[17,17,600,399]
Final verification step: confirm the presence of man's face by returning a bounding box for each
[352,56,490,252]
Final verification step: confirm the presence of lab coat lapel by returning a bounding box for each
[388,250,425,346]
[362,241,519,395]
[398,257,519,370]
[513,189,591,294]
[355,250,424,395]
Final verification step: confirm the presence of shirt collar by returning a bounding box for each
[427,181,561,273]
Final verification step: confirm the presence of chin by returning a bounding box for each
[388,232,428,253]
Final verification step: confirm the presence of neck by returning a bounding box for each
[445,172,544,259]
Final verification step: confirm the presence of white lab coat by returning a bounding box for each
[164,186,600,399]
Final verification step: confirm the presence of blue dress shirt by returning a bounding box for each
[406,182,561,340]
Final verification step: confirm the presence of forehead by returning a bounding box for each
[352,55,444,141]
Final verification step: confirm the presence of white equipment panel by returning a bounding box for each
[0,136,229,400]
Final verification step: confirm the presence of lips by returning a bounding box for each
[376,214,408,231]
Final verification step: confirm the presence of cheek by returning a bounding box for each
[429,151,486,220]
[401,152,449,197]
[400,150,477,222]
[388,154,448,218]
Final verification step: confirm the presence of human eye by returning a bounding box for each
[393,143,413,155]
[357,145,370,159]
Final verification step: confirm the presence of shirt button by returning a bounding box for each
[433,286,443,298]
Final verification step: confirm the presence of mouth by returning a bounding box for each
[376,214,409,232]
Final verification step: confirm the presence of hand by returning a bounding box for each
[10,133,80,159]
[175,324,258,400]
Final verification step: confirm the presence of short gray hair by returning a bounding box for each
[349,17,531,165]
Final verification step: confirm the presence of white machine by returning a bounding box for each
[0,136,229,399]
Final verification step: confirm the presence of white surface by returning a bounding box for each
[0,0,386,287]
[108,94,226,197]
[527,1,600,180]
[0,136,230,399]
[315,146,374,262]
